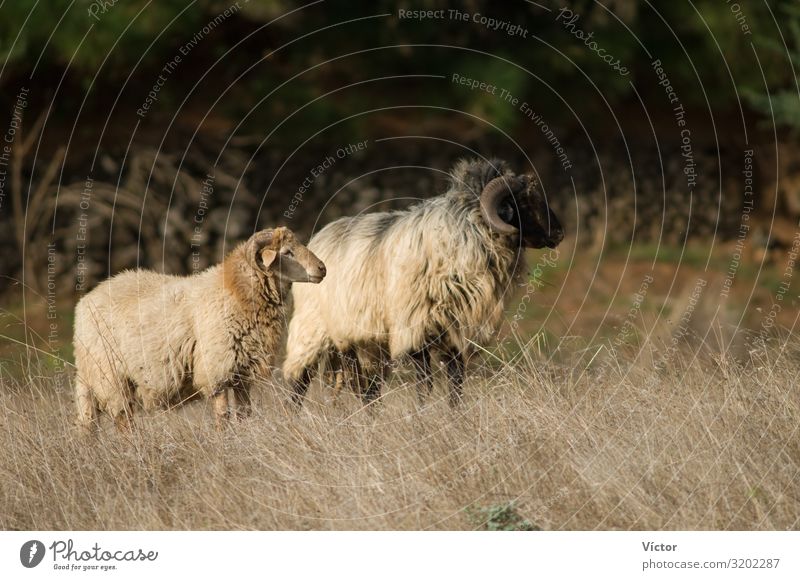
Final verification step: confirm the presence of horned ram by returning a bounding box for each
[283,158,564,406]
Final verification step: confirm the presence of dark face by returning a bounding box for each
[497,180,565,249]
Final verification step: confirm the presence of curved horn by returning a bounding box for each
[247,229,275,271]
[480,176,521,235]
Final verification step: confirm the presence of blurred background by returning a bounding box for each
[1,0,799,369]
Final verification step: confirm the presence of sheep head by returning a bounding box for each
[481,174,565,249]
[453,158,564,249]
[247,227,326,284]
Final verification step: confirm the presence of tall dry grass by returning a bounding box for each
[1,336,798,530]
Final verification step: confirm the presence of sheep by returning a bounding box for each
[283,158,564,407]
[73,226,326,432]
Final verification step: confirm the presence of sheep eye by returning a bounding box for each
[281,248,294,258]
[498,200,515,225]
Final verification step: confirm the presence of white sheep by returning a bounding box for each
[283,158,564,406]
[73,227,326,432]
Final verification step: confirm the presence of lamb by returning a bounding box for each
[283,158,564,407]
[73,226,326,432]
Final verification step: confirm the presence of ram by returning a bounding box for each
[74,227,326,432]
[283,158,564,406]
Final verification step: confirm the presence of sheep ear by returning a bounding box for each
[260,248,278,270]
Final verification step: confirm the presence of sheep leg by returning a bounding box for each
[213,389,230,429]
[358,346,387,405]
[333,368,344,400]
[75,376,98,436]
[232,384,252,420]
[342,348,363,394]
[113,409,133,433]
[444,351,465,406]
[290,368,312,406]
[342,348,371,399]
[331,348,357,402]
[362,375,383,405]
[410,347,433,405]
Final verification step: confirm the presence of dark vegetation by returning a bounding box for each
[1,1,799,294]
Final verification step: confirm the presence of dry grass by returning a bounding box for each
[1,338,799,531]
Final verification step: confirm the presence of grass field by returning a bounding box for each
[1,334,798,531]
